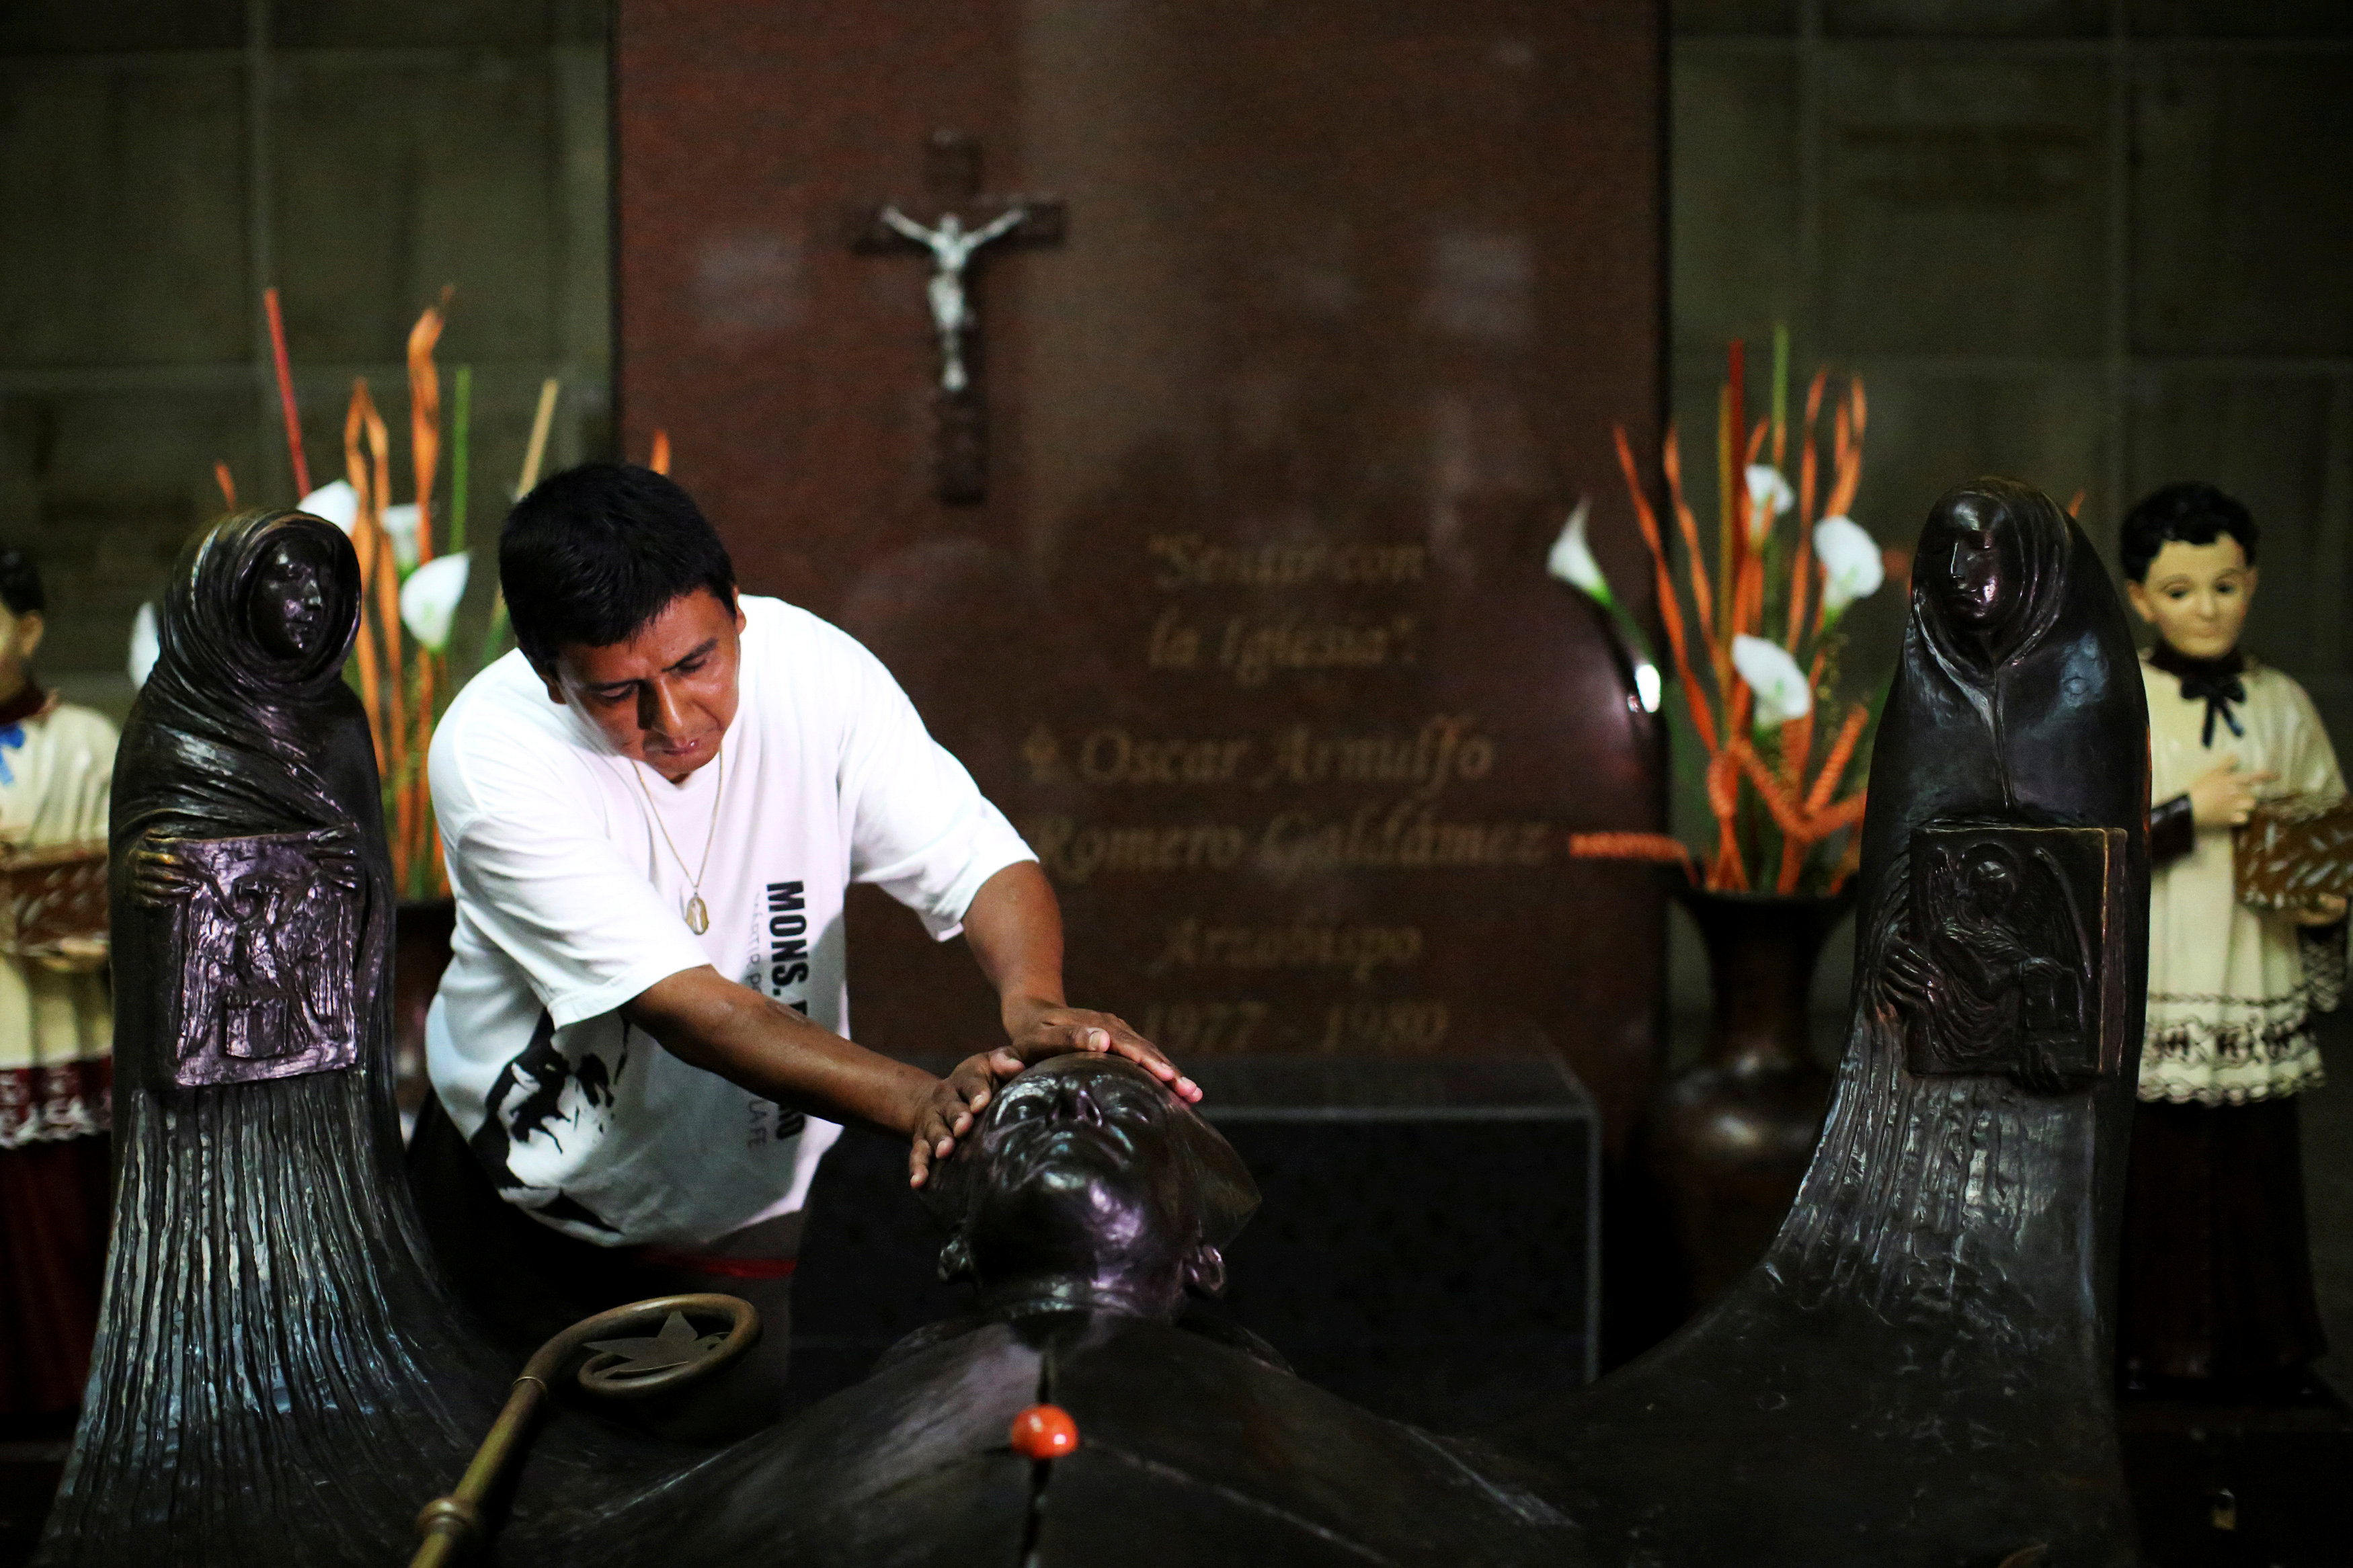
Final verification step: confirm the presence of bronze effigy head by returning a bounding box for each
[918,1054,1259,1316]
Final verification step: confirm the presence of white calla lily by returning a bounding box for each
[380,503,422,573]
[128,602,160,690]
[1545,497,1611,608]
[1732,633,1812,730]
[297,479,360,534]
[1745,464,1794,543]
[399,553,471,653]
[1812,514,1885,620]
[1546,497,1663,713]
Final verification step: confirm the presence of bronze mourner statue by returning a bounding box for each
[44,479,2148,1565]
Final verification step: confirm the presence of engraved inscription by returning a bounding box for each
[1252,716,1491,797]
[1125,995,1453,1057]
[1149,918,1424,985]
[1884,823,2128,1088]
[1144,607,1421,684]
[151,831,363,1087]
[1021,805,1553,885]
[1009,513,1594,1063]
[1318,997,1451,1054]
[1146,533,1426,590]
[1138,999,1269,1055]
[1021,715,1493,800]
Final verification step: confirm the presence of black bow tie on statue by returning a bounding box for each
[2151,642,2247,748]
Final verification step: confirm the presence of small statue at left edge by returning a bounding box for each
[0,548,122,1426]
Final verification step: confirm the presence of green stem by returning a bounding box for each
[1771,323,1790,458]
[449,365,471,556]
[480,588,511,670]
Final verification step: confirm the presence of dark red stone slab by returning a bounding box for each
[616,0,1665,1147]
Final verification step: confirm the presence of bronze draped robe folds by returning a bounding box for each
[1508,479,2152,1564]
[43,512,509,1565]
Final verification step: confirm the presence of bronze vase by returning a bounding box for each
[1649,885,1854,1309]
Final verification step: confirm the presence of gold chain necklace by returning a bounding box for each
[631,744,724,934]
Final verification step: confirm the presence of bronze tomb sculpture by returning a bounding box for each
[42,478,2147,1565]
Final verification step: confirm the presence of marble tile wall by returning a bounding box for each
[0,1,610,715]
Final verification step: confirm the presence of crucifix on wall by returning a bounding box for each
[851,131,1065,505]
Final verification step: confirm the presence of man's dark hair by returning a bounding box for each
[500,463,736,665]
[2119,481,2258,583]
[0,551,44,619]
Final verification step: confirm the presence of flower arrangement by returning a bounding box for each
[1555,329,1892,896]
[141,288,572,898]
[313,295,481,899]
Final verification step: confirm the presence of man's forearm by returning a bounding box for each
[959,860,1201,1100]
[621,965,934,1139]
[962,861,1069,1030]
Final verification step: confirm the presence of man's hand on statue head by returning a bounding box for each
[995,999,1202,1104]
[959,862,1199,1104]
[906,1055,997,1189]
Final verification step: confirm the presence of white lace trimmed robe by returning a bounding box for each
[0,699,118,1147]
[2141,652,2346,1106]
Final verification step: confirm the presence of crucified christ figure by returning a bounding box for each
[879,206,1029,394]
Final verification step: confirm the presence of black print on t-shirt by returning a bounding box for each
[469,1008,620,1236]
[766,878,810,992]
[745,880,811,1147]
[748,884,824,1151]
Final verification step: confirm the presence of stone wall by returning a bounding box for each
[0,0,610,719]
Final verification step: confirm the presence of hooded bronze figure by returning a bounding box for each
[46,513,514,1561]
[1507,478,2151,1563]
[44,514,707,1566]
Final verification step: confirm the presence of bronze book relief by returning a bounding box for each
[1894,823,2130,1087]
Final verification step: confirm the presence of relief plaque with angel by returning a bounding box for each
[1882,823,2130,1089]
[130,827,364,1084]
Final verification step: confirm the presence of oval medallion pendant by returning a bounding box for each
[684,895,709,935]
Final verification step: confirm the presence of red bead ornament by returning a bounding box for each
[1008,1403,1080,1460]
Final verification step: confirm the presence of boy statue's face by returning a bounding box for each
[2127,536,2257,661]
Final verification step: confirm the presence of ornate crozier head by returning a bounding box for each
[919,1055,1260,1321]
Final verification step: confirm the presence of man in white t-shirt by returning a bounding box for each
[408,463,1191,1414]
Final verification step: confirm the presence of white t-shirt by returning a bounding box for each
[424,595,1033,1247]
